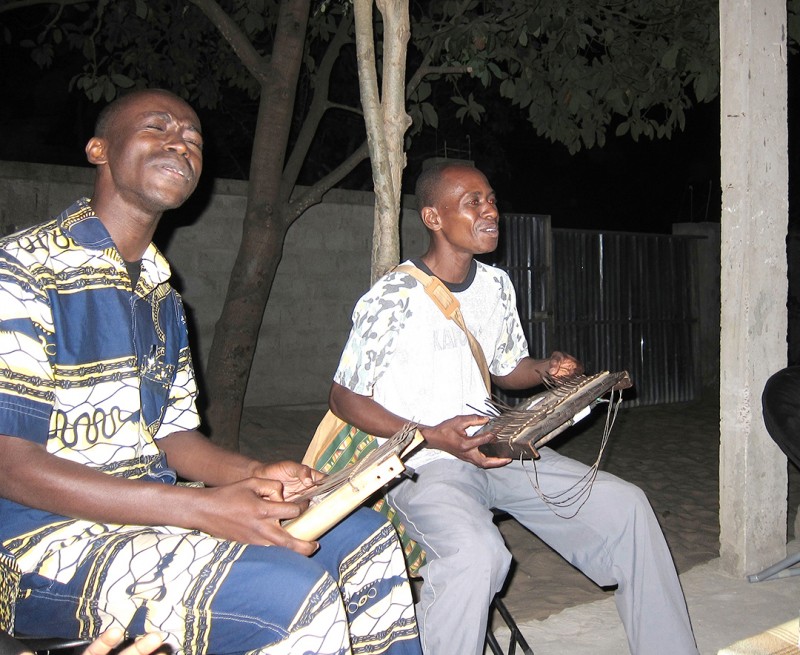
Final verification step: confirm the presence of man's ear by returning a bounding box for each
[421,206,441,231]
[85,137,108,165]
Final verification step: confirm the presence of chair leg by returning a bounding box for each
[485,596,534,655]
[747,551,800,582]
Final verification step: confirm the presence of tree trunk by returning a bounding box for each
[354,0,411,283]
[204,0,311,451]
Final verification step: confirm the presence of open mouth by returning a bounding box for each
[158,161,192,183]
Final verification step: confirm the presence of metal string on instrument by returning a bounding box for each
[473,370,632,518]
[524,385,624,519]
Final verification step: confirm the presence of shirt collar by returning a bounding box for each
[59,198,172,287]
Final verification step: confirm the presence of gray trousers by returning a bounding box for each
[386,448,698,655]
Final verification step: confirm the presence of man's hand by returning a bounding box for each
[196,477,319,556]
[420,415,512,469]
[253,460,322,499]
[0,434,322,556]
[546,351,584,380]
[80,628,166,655]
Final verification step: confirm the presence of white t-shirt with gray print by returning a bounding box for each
[334,259,529,468]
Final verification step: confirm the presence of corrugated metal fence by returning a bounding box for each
[494,214,700,407]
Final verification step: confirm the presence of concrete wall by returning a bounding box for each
[0,160,427,408]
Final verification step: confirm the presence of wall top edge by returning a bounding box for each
[0,160,419,209]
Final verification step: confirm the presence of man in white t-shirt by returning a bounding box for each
[328,162,698,655]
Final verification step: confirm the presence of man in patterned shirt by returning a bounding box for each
[0,89,420,655]
[328,162,698,655]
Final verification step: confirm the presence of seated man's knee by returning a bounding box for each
[448,528,511,585]
[595,472,649,507]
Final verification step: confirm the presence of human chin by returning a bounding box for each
[477,226,499,244]
[151,172,198,207]
[144,185,195,212]
[475,235,499,254]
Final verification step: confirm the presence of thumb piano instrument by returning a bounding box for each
[477,370,632,460]
[284,424,423,540]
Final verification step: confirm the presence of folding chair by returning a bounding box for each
[748,366,800,583]
[485,596,535,655]
[0,630,90,655]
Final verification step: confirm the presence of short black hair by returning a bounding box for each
[414,162,475,211]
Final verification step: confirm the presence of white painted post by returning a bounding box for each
[719,0,789,574]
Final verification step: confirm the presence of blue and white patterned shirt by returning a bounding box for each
[0,198,200,541]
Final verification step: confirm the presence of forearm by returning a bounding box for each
[0,434,206,529]
[492,357,550,391]
[0,433,315,549]
[157,430,258,486]
[493,352,583,391]
[329,384,510,466]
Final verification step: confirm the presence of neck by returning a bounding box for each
[90,196,160,262]
[420,250,473,284]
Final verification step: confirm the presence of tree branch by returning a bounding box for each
[407,64,473,98]
[327,101,364,115]
[286,140,370,221]
[281,10,354,199]
[189,0,270,83]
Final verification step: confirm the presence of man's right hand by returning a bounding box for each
[420,415,512,469]
[195,478,319,556]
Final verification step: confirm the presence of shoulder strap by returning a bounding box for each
[394,264,491,393]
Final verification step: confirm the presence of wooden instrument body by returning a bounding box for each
[477,371,632,460]
[284,427,423,540]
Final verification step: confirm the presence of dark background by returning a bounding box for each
[0,22,795,236]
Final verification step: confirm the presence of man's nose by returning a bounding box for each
[164,132,189,156]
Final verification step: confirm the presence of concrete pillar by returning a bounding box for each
[719,0,789,575]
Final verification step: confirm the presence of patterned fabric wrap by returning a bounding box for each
[0,548,19,633]
[310,415,427,577]
[6,511,421,655]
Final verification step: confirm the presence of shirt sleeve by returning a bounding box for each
[333,273,417,396]
[0,253,55,443]
[489,270,530,376]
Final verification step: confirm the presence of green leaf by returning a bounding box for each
[134,0,149,20]
[421,102,439,128]
[499,77,516,98]
[487,62,503,79]
[88,83,104,103]
[110,73,135,88]
[580,125,596,149]
[694,72,708,102]
[661,46,679,70]
[104,77,117,102]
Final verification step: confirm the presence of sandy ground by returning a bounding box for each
[238,391,800,627]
